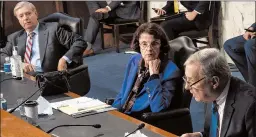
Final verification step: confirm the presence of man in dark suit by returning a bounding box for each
[0,1,87,73]
[224,23,256,87]
[181,48,256,137]
[154,1,211,40]
[83,1,140,56]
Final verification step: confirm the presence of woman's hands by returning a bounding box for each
[146,59,161,75]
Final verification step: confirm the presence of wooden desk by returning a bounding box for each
[1,74,177,137]
[1,109,50,137]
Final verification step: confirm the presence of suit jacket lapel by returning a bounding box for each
[220,77,236,137]
[17,32,27,61]
[38,23,49,65]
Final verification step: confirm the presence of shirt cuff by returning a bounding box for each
[194,10,201,14]
[149,74,159,81]
[62,56,72,64]
[106,6,111,11]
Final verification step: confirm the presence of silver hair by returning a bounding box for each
[184,48,231,81]
[14,1,37,16]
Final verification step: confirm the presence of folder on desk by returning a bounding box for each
[51,97,116,117]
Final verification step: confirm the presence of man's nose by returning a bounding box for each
[184,82,190,91]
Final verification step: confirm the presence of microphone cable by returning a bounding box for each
[0,77,15,83]
[46,124,101,133]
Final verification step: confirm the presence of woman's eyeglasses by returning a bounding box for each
[139,41,160,49]
[182,76,206,88]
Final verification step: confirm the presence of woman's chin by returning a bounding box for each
[144,57,156,61]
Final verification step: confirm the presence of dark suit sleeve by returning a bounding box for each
[162,1,174,14]
[245,100,256,137]
[250,22,256,31]
[108,1,122,11]
[194,1,210,14]
[55,27,87,64]
[0,35,14,65]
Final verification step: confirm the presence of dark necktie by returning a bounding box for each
[24,32,35,63]
[210,101,220,137]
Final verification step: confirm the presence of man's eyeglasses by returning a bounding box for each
[182,76,206,88]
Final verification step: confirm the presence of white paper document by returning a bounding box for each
[50,97,116,117]
[37,96,53,115]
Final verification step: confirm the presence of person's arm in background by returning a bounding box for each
[185,1,210,21]
[112,56,134,110]
[161,1,174,15]
[0,34,13,65]
[249,22,256,31]
[56,27,87,70]
[244,22,256,40]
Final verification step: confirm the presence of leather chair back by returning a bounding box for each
[39,12,83,37]
[168,36,198,108]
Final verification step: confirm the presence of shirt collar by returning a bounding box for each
[26,23,39,36]
[216,78,230,106]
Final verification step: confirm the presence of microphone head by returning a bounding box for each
[138,123,145,130]
[93,124,101,128]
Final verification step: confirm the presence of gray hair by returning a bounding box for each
[184,48,231,81]
[14,1,37,16]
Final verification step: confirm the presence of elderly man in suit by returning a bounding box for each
[83,1,140,56]
[224,23,256,87]
[154,1,211,40]
[181,48,256,137]
[0,1,87,73]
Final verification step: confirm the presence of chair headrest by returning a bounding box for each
[168,36,198,71]
[39,12,81,35]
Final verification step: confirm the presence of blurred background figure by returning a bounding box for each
[224,22,256,87]
[157,1,211,40]
[83,1,140,57]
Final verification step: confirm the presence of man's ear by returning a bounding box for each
[211,76,219,90]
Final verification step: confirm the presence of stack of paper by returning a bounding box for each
[50,97,116,117]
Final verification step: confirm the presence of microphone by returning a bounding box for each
[46,124,101,133]
[125,123,145,137]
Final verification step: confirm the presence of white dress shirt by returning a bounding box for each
[26,24,42,72]
[215,79,230,137]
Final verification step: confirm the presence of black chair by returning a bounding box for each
[99,1,147,53]
[178,2,220,49]
[38,12,90,96]
[39,12,84,37]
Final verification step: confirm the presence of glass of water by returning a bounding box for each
[17,98,26,118]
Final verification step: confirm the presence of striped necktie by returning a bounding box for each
[24,32,35,64]
[210,101,220,137]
